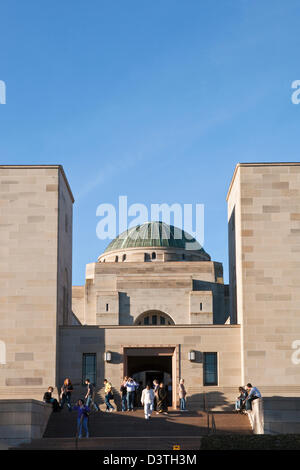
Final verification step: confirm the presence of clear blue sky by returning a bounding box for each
[1,0,299,285]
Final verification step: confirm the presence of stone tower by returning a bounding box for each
[0,165,74,399]
[227,162,300,394]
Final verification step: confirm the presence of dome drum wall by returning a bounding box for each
[98,221,210,263]
[98,246,210,263]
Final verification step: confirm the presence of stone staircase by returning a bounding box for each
[12,408,252,450]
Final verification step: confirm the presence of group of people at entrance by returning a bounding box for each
[235,383,262,413]
[104,377,171,417]
[84,377,187,419]
[43,376,188,437]
[117,377,187,419]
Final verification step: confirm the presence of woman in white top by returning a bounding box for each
[141,384,155,420]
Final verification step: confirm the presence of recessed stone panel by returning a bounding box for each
[6,378,43,386]
[15,353,34,361]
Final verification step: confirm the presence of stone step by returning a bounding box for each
[13,436,203,450]
[11,409,252,449]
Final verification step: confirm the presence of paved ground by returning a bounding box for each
[13,408,252,450]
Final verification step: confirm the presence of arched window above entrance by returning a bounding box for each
[134,310,175,326]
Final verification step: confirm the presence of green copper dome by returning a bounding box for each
[103,221,209,256]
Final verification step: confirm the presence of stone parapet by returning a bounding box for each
[0,399,52,447]
[247,398,264,434]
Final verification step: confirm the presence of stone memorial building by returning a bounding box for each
[0,163,299,434]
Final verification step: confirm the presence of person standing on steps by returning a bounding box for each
[153,379,159,411]
[60,378,73,411]
[167,382,172,407]
[157,382,168,415]
[73,399,90,439]
[135,381,143,408]
[125,377,138,411]
[178,379,188,412]
[104,379,115,412]
[120,376,128,412]
[84,378,99,412]
[141,384,154,420]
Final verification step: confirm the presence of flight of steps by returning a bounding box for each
[12,408,252,450]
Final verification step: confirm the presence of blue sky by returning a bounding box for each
[1,0,300,285]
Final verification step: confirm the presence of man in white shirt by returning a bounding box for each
[141,384,155,420]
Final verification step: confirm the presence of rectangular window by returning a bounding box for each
[105,303,109,312]
[82,353,96,385]
[203,352,218,386]
[200,302,202,311]
[152,315,157,325]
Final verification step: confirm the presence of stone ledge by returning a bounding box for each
[0,399,52,447]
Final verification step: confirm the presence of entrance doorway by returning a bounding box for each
[123,347,177,409]
[145,371,164,385]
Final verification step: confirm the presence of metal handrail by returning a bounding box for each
[203,392,217,434]
[75,414,83,449]
[211,412,216,433]
[203,392,209,434]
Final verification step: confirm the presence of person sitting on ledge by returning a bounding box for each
[43,386,60,412]
[235,386,248,413]
[245,383,262,411]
